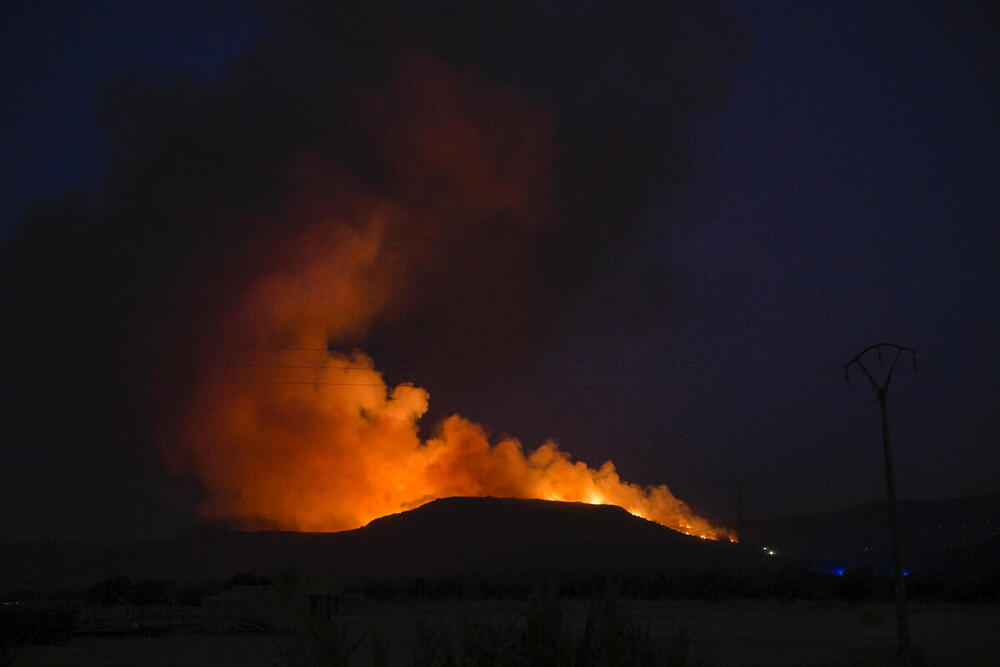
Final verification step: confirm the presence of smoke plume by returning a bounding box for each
[0,1,743,539]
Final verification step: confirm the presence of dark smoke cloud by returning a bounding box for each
[0,0,743,539]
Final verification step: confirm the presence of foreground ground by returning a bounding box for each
[10,598,1000,666]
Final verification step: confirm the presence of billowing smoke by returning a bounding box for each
[179,349,731,539]
[0,1,743,539]
[158,55,730,539]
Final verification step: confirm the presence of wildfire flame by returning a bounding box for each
[178,346,734,542]
[163,57,735,543]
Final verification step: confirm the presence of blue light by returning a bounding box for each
[902,570,910,577]
[830,567,846,576]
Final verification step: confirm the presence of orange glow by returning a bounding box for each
[163,56,735,543]
[178,342,734,541]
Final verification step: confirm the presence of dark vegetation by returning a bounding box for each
[15,564,995,610]
[3,569,993,665]
[80,572,276,607]
[2,496,997,662]
[275,589,699,667]
[5,566,998,616]
[347,568,1000,605]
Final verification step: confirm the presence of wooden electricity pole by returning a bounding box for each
[845,342,917,657]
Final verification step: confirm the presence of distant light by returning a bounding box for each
[903,570,910,577]
[830,567,846,576]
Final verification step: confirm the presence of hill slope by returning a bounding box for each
[0,497,748,591]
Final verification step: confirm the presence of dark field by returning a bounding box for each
[4,498,999,665]
[8,598,999,666]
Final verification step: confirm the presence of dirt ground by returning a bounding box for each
[11,599,1000,666]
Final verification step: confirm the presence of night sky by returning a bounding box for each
[2,0,998,542]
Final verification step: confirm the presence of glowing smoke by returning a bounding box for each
[180,347,732,540]
[0,2,743,540]
[160,59,733,541]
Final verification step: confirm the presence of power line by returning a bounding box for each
[180,359,843,376]
[157,375,846,392]
[141,339,999,394]
[155,339,999,391]
[161,339,843,369]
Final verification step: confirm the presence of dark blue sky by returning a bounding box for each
[661,0,1000,513]
[1,0,260,237]
[480,1,999,521]
[2,1,997,540]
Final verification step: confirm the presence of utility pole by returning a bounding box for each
[845,342,917,658]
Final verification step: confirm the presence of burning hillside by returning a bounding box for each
[177,347,733,541]
[145,56,735,542]
[145,54,736,543]
[0,2,741,541]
